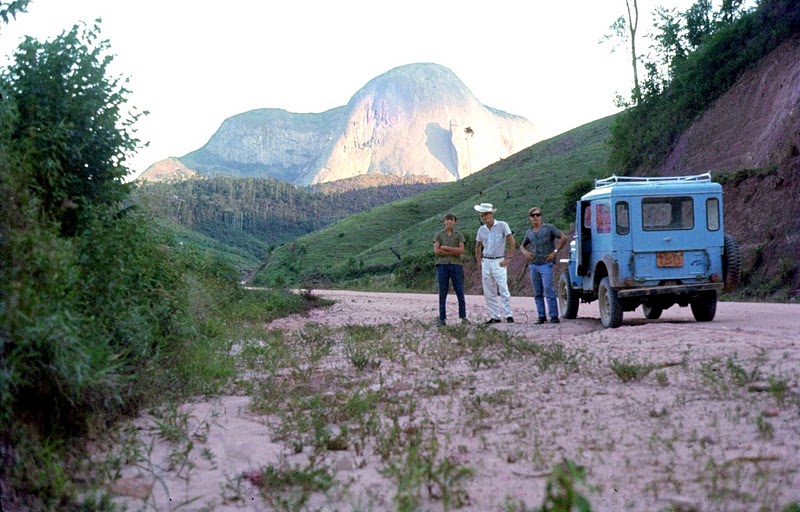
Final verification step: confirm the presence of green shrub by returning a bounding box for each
[394,251,436,290]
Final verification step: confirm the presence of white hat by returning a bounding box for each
[474,202,496,213]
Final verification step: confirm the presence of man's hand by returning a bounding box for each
[499,259,509,268]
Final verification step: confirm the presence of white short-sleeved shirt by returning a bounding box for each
[476,220,511,258]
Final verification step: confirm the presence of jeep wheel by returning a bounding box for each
[690,290,717,322]
[642,304,663,320]
[723,234,741,292]
[558,272,579,319]
[598,277,623,328]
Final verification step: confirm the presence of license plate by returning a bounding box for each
[656,251,684,268]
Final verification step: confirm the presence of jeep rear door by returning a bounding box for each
[630,195,716,282]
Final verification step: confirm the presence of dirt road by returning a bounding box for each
[109,291,800,512]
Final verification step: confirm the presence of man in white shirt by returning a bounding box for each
[474,203,515,323]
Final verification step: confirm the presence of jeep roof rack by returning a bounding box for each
[594,172,712,189]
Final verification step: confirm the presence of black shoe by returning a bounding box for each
[535,317,547,324]
[549,317,560,324]
[506,317,515,323]
[484,318,501,324]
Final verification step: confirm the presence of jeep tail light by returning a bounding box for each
[624,277,634,286]
[710,273,719,282]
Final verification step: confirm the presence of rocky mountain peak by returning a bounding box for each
[177,63,540,186]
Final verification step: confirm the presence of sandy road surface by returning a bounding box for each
[109,291,800,512]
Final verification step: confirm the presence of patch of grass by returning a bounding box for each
[767,376,790,406]
[245,457,335,511]
[755,414,774,440]
[610,359,655,382]
[381,423,474,511]
[535,458,596,512]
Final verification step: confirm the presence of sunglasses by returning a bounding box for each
[530,213,541,217]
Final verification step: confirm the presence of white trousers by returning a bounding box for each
[481,259,513,319]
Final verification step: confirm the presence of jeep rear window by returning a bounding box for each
[595,202,611,234]
[616,201,629,235]
[706,198,720,231]
[642,196,694,231]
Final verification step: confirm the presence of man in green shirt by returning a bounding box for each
[433,213,467,326]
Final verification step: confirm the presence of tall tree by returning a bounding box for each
[0,0,30,29]
[625,0,642,104]
[603,0,642,106]
[2,20,145,236]
[685,0,714,48]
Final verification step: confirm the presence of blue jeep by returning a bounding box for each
[559,173,740,328]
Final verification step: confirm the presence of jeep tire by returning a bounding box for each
[598,277,623,328]
[641,304,663,320]
[723,234,741,292]
[558,272,579,319]
[690,290,718,322]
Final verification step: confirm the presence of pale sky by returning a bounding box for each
[0,0,700,178]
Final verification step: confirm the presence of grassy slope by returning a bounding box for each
[153,217,261,270]
[256,115,615,286]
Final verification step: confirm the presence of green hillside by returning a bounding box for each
[135,176,441,263]
[255,115,615,287]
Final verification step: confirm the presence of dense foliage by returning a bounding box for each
[2,21,143,236]
[609,0,800,175]
[137,176,441,261]
[0,19,320,509]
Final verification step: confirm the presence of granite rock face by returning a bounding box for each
[180,63,540,185]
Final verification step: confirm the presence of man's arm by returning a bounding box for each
[439,243,464,255]
[519,233,532,260]
[545,231,568,262]
[500,234,515,267]
[475,241,483,264]
[556,232,568,252]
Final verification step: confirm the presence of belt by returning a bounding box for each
[482,256,504,259]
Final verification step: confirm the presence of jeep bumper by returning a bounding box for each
[616,282,723,299]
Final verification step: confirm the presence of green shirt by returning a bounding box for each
[434,229,465,266]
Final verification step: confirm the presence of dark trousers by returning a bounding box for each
[436,264,466,320]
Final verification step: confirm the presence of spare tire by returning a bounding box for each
[723,234,741,292]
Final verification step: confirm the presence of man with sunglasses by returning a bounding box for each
[520,207,568,324]
[474,202,515,323]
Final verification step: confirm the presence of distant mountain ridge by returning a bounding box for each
[171,63,540,185]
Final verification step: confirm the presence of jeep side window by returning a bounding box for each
[642,196,694,231]
[595,202,611,234]
[616,201,629,235]
[706,198,720,231]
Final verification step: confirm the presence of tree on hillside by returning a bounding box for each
[685,0,714,47]
[2,20,145,236]
[603,0,642,106]
[0,0,30,28]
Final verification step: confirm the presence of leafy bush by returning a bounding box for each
[609,0,800,175]
[0,17,327,508]
[561,178,595,224]
[2,20,142,237]
[394,251,436,290]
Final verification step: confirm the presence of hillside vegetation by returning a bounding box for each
[136,175,442,263]
[0,16,325,509]
[609,0,800,175]
[254,116,614,288]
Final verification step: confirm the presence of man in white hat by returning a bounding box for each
[474,203,515,323]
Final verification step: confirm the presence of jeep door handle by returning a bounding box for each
[663,237,672,242]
